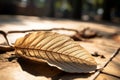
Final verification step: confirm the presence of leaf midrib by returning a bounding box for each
[15,47,96,65]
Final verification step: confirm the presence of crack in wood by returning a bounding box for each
[90,48,120,80]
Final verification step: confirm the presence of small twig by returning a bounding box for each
[1,28,91,48]
[7,28,96,41]
[90,48,120,80]
[0,30,10,46]
[8,28,79,34]
[0,28,98,47]
[7,28,85,41]
[79,27,97,38]
[0,45,14,53]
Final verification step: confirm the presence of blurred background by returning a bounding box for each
[0,0,120,23]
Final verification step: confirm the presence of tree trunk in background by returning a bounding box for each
[71,0,82,20]
[102,0,113,21]
[46,0,55,17]
[26,0,36,16]
[0,1,17,15]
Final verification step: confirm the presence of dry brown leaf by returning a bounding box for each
[14,31,97,73]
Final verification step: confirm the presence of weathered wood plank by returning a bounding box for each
[0,15,120,80]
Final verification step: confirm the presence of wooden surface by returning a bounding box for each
[0,15,120,80]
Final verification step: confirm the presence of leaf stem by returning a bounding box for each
[0,45,14,53]
[0,30,10,46]
[7,28,80,34]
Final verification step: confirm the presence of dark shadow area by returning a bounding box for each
[17,57,94,80]
[52,72,93,80]
[17,57,62,77]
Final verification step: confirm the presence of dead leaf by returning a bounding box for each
[14,31,96,73]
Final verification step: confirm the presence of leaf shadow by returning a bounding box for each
[52,72,93,80]
[17,57,93,80]
[17,57,62,78]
